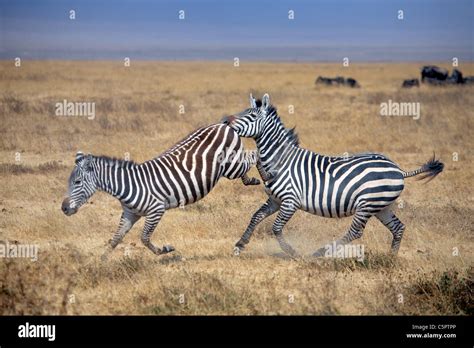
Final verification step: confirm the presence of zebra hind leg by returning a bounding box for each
[313,208,371,257]
[234,197,280,255]
[271,200,299,258]
[141,207,175,255]
[375,208,405,254]
[101,209,140,261]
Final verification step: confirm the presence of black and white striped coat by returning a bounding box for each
[62,123,260,256]
[224,94,443,257]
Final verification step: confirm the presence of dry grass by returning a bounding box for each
[0,61,473,315]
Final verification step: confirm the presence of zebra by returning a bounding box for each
[61,123,261,256]
[222,93,444,257]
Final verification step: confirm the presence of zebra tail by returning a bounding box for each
[402,154,444,183]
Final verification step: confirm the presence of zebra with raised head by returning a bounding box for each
[222,93,444,257]
[61,123,260,256]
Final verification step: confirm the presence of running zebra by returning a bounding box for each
[222,94,443,257]
[61,123,260,256]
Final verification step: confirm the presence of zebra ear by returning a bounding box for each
[249,94,257,108]
[75,151,85,164]
[262,93,271,110]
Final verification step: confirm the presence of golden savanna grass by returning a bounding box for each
[0,61,473,315]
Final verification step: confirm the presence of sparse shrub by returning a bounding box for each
[0,161,66,175]
[0,259,76,315]
[1,94,29,114]
[98,115,112,130]
[379,267,473,315]
[0,163,34,175]
[410,268,473,315]
[25,73,47,82]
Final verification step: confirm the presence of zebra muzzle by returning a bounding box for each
[61,198,78,216]
[221,115,236,125]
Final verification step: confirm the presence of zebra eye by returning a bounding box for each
[74,179,82,185]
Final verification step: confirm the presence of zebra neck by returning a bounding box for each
[94,159,134,200]
[256,121,297,171]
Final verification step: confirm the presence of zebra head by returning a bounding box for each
[222,93,272,138]
[61,151,98,216]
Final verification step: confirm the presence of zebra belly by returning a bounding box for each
[298,165,405,218]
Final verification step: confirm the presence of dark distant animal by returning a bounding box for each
[61,124,261,256]
[316,76,343,85]
[463,76,474,84]
[345,78,360,88]
[402,79,420,88]
[422,67,471,85]
[421,65,449,82]
[424,78,445,85]
[447,69,464,84]
[334,76,345,85]
[315,76,332,85]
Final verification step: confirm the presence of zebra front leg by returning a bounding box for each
[272,200,299,258]
[253,150,276,183]
[111,209,141,248]
[101,209,140,261]
[141,207,175,255]
[313,208,371,257]
[375,208,405,254]
[240,150,260,186]
[234,197,280,254]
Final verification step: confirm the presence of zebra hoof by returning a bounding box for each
[250,178,261,185]
[287,251,299,259]
[312,247,326,258]
[162,245,175,254]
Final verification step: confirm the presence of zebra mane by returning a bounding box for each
[94,155,137,169]
[285,127,300,147]
[255,99,300,147]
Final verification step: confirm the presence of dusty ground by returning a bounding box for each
[0,61,472,315]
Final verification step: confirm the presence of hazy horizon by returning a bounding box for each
[1,0,472,62]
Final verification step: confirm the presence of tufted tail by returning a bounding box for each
[402,154,444,183]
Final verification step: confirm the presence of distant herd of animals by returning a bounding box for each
[315,65,474,89]
[62,93,444,259]
[315,76,360,88]
[403,65,474,88]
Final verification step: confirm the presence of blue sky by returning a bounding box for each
[0,0,472,61]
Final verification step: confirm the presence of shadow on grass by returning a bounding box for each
[299,250,399,272]
[158,254,184,265]
[80,256,149,287]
